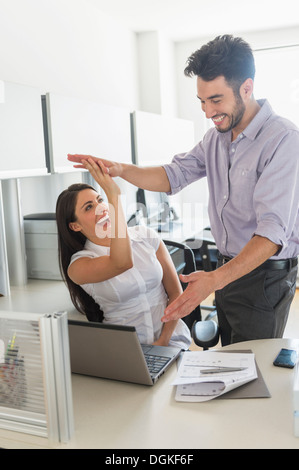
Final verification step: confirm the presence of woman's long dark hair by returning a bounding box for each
[56,183,104,322]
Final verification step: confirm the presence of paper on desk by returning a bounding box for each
[173,351,257,402]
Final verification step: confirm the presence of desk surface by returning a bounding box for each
[1,338,299,449]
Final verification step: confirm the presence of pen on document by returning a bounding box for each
[200,367,248,374]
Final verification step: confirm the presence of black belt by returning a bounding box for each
[217,253,298,271]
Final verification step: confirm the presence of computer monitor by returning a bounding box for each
[136,188,176,231]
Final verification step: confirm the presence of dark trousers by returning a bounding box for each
[215,262,298,346]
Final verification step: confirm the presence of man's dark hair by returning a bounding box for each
[184,35,255,95]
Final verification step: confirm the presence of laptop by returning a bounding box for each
[68,320,182,386]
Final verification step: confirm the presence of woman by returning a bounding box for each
[56,157,191,349]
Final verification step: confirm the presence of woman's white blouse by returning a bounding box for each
[70,225,191,349]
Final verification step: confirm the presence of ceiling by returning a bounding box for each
[87,0,299,41]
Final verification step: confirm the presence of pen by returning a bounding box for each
[200,367,248,374]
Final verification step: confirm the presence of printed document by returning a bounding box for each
[174,351,257,402]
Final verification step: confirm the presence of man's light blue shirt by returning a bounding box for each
[163,100,299,259]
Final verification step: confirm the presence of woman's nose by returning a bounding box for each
[96,202,108,215]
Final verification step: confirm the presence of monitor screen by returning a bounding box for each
[136,188,173,230]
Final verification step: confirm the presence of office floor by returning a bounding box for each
[191,287,299,350]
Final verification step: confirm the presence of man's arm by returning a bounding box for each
[162,235,279,322]
[67,154,171,192]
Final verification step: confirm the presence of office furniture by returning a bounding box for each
[163,239,219,349]
[186,227,218,326]
[2,179,28,288]
[136,187,174,232]
[24,213,61,280]
[43,93,132,173]
[0,338,298,449]
[0,310,73,442]
[131,110,194,166]
[187,227,218,272]
[0,181,10,296]
[0,81,46,179]
[192,319,219,350]
[0,81,47,293]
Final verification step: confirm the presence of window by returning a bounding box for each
[254,45,299,127]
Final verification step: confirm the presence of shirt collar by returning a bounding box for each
[83,226,143,251]
[218,99,274,144]
[242,99,273,141]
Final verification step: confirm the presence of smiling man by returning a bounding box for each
[196,75,256,139]
[68,35,299,345]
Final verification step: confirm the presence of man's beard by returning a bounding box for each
[215,95,245,133]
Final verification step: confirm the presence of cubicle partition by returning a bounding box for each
[0,310,73,442]
[0,81,47,292]
[0,182,9,296]
[131,110,194,167]
[0,81,47,180]
[43,92,133,173]
[130,110,196,225]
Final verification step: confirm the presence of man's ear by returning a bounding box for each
[69,221,81,232]
[240,78,254,101]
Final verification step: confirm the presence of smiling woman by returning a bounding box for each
[68,190,112,244]
[55,157,191,350]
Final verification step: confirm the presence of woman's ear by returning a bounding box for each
[69,221,81,232]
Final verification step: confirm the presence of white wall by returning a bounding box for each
[137,31,178,116]
[0,0,140,217]
[0,0,139,108]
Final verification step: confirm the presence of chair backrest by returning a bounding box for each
[163,239,201,329]
[163,239,196,274]
[188,227,219,272]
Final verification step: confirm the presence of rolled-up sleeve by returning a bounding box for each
[253,129,299,257]
[163,141,207,195]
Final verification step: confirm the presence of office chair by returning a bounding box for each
[186,227,218,318]
[163,239,219,350]
[186,227,218,272]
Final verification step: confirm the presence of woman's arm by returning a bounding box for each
[152,240,183,346]
[67,153,171,192]
[68,158,133,285]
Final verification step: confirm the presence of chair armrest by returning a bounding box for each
[192,320,219,350]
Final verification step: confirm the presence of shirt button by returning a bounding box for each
[231,148,236,153]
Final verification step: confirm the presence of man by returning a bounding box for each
[69,35,299,345]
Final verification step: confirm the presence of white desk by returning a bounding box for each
[0,279,81,320]
[1,338,299,449]
[154,217,210,247]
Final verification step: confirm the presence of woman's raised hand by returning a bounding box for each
[81,157,121,199]
[68,154,122,178]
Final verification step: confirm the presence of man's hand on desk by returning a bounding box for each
[161,270,216,322]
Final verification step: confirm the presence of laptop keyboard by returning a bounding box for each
[144,354,171,375]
